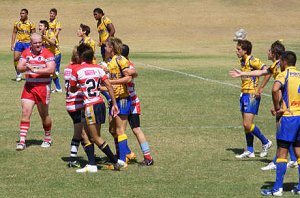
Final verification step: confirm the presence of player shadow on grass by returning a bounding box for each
[11,78,24,82]
[16,139,43,148]
[261,181,298,192]
[61,156,111,168]
[225,148,273,163]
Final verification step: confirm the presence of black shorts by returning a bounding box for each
[68,110,84,124]
[85,103,106,125]
[128,114,140,129]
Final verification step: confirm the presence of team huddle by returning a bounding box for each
[11,8,154,173]
[230,30,300,196]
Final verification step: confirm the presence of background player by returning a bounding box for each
[109,44,154,166]
[48,8,62,39]
[261,51,300,196]
[77,24,96,64]
[70,44,124,173]
[234,40,272,159]
[93,8,115,61]
[230,40,297,170]
[39,20,62,93]
[16,33,55,150]
[11,8,36,82]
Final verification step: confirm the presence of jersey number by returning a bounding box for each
[86,79,100,97]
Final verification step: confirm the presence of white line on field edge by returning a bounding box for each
[135,61,271,97]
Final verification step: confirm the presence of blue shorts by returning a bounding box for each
[85,103,106,125]
[14,42,30,52]
[55,53,61,73]
[240,93,260,115]
[109,96,131,116]
[276,116,300,142]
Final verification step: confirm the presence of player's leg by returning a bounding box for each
[109,115,119,158]
[84,103,123,170]
[129,114,153,165]
[37,102,52,148]
[16,99,35,150]
[115,114,131,163]
[67,110,83,167]
[287,144,298,168]
[52,54,62,92]
[261,141,288,196]
[238,94,271,158]
[13,48,22,81]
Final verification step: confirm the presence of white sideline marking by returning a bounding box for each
[135,61,271,97]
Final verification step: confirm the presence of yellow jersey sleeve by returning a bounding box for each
[268,60,281,79]
[275,66,300,116]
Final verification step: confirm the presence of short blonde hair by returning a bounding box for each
[107,37,123,55]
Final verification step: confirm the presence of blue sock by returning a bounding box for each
[274,159,287,190]
[289,145,297,162]
[245,133,254,153]
[118,134,130,162]
[297,162,300,189]
[140,142,150,153]
[53,77,61,90]
[251,125,268,145]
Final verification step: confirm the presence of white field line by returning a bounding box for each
[135,61,271,97]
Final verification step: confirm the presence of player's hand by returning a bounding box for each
[11,45,15,51]
[275,108,284,117]
[110,104,119,118]
[229,68,242,78]
[270,106,276,116]
[257,87,263,95]
[254,91,261,99]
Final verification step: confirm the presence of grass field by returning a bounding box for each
[1,0,300,197]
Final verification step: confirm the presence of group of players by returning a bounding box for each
[230,29,300,196]
[11,7,154,173]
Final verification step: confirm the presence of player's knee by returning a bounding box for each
[243,123,252,132]
[132,127,142,136]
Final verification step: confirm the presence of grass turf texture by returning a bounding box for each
[1,0,300,197]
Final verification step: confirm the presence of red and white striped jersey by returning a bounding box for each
[70,63,108,106]
[64,64,84,112]
[20,47,55,85]
[127,61,140,114]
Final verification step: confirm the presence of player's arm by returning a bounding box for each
[54,29,61,38]
[11,26,17,51]
[42,33,56,46]
[16,58,28,73]
[123,67,138,78]
[107,23,115,37]
[30,23,36,33]
[27,60,56,75]
[102,78,119,117]
[272,81,284,116]
[229,68,269,78]
[110,67,134,85]
[257,73,272,95]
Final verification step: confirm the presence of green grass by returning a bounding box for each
[0,49,299,198]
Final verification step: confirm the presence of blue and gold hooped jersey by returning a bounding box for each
[268,60,281,79]
[275,66,300,116]
[240,55,266,94]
